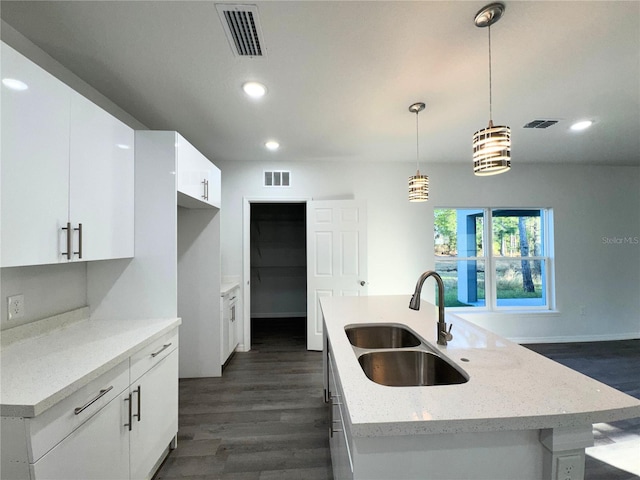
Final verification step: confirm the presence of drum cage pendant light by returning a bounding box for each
[408,102,428,202]
[472,3,511,176]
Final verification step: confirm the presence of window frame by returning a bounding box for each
[434,207,555,312]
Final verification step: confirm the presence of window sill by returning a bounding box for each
[451,309,561,317]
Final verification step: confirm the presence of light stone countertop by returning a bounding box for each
[220,282,240,296]
[1,312,181,417]
[321,295,640,437]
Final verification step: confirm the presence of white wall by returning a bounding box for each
[177,207,221,377]
[88,132,178,321]
[1,263,87,329]
[219,160,640,344]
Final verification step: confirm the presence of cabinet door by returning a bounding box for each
[176,135,220,208]
[221,296,230,364]
[328,356,353,480]
[69,92,134,261]
[130,349,178,480]
[228,291,239,355]
[1,43,71,267]
[176,135,208,203]
[31,391,130,480]
[207,164,221,208]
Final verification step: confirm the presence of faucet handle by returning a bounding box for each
[442,323,453,342]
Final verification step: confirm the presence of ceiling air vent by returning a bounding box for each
[216,4,265,57]
[264,171,290,187]
[523,120,559,129]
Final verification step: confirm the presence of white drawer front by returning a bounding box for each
[31,390,130,480]
[28,359,129,462]
[130,328,178,384]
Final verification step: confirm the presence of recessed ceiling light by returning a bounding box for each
[265,140,280,151]
[570,120,593,131]
[2,78,28,91]
[242,81,267,99]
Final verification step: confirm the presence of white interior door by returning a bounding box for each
[307,200,367,350]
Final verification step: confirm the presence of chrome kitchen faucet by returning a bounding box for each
[409,271,453,346]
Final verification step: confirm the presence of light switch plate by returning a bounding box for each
[8,294,25,320]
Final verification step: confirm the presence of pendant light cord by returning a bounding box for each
[415,110,420,171]
[488,24,493,124]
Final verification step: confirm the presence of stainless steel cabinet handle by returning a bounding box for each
[133,386,141,422]
[330,414,344,436]
[201,179,207,200]
[124,392,133,431]
[329,393,344,437]
[74,223,83,259]
[151,343,172,358]
[206,179,209,200]
[74,385,113,415]
[61,222,72,258]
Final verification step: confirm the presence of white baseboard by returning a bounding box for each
[510,332,640,344]
[251,312,306,319]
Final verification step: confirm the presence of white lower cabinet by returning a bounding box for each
[221,286,240,366]
[129,349,178,480]
[328,353,353,480]
[1,329,179,480]
[32,390,131,480]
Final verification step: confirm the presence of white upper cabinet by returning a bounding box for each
[69,92,134,262]
[176,134,221,209]
[1,42,72,267]
[1,42,134,267]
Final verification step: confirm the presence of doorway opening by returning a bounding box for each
[249,202,307,350]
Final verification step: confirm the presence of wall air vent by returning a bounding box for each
[216,4,265,57]
[523,120,559,129]
[264,171,290,187]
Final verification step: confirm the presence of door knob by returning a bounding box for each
[360,280,366,286]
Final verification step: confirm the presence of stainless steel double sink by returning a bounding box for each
[345,324,468,387]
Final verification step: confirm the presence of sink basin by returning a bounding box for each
[345,325,421,349]
[358,350,468,387]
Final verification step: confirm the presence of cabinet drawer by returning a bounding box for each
[28,359,129,462]
[130,329,178,384]
[31,390,130,480]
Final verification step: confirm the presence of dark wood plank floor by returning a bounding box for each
[154,318,332,480]
[525,340,640,480]
[155,320,639,480]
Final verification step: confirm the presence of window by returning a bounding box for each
[434,208,553,310]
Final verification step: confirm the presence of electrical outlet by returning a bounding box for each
[7,294,25,320]
[556,454,584,480]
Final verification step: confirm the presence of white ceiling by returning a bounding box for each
[2,1,639,167]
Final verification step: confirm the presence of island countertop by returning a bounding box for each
[1,311,181,418]
[320,295,640,437]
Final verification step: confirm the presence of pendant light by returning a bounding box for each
[472,3,511,176]
[408,102,428,202]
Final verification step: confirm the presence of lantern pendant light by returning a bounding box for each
[472,3,511,176]
[408,102,428,202]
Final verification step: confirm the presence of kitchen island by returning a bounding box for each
[321,295,640,480]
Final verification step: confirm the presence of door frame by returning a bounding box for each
[241,196,309,352]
